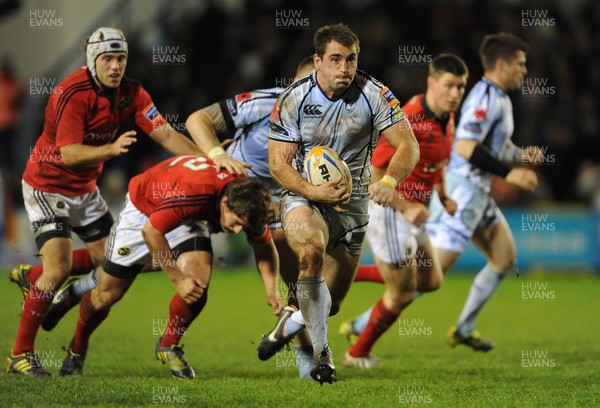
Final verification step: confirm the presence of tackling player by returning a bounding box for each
[264,23,419,384]
[58,154,280,379]
[6,27,202,376]
[427,33,542,351]
[338,54,468,367]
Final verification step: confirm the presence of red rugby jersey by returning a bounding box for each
[23,67,166,195]
[128,155,271,243]
[371,94,455,204]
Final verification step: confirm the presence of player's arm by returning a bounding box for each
[456,138,538,192]
[186,103,251,175]
[148,123,202,156]
[61,130,138,167]
[435,164,457,216]
[504,139,544,165]
[141,220,205,304]
[370,117,420,206]
[268,139,349,207]
[248,230,285,314]
[371,163,429,225]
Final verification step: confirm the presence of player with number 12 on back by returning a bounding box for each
[265,23,419,384]
[57,154,280,379]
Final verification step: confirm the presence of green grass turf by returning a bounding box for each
[0,268,598,407]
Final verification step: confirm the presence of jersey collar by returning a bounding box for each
[420,94,450,126]
[86,67,118,109]
[481,76,506,96]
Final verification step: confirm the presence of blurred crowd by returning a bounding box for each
[2,0,599,209]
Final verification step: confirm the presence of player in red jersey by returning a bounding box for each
[339,54,468,368]
[6,27,203,376]
[57,154,281,379]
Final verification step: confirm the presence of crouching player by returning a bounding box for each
[59,154,281,379]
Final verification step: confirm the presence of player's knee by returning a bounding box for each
[298,242,325,277]
[93,287,124,308]
[425,274,443,292]
[40,264,71,287]
[386,292,414,312]
[491,253,516,273]
[398,271,417,292]
[419,265,444,293]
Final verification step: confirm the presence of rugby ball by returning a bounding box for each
[304,146,352,193]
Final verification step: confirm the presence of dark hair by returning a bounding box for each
[479,33,529,71]
[296,56,315,76]
[429,53,469,78]
[223,178,271,230]
[313,23,360,57]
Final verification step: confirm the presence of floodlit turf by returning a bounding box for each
[0,268,598,407]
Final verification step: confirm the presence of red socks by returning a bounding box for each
[349,298,400,357]
[160,292,208,347]
[354,265,384,283]
[27,248,93,284]
[70,291,110,356]
[12,284,53,355]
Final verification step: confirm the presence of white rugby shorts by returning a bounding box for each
[366,200,427,266]
[426,172,503,252]
[104,194,210,268]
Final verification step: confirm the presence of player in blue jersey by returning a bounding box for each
[264,23,419,384]
[426,33,543,351]
[186,56,319,378]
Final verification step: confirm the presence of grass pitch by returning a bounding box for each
[0,267,598,407]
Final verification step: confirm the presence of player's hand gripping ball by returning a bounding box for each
[304,146,352,194]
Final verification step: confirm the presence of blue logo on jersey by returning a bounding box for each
[464,122,482,134]
[226,98,238,116]
[303,104,323,117]
[144,105,159,120]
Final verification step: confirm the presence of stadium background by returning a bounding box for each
[0,0,597,271]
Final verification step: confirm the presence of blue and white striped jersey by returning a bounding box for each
[448,76,515,191]
[220,87,283,180]
[269,70,404,198]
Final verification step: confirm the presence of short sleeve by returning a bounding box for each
[372,86,405,133]
[455,88,496,142]
[134,86,166,135]
[269,92,301,143]
[221,90,278,131]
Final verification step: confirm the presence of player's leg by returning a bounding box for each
[272,227,315,379]
[40,237,108,332]
[453,210,515,345]
[283,205,331,364]
[39,198,114,331]
[344,204,418,367]
[345,255,415,369]
[153,223,212,380]
[7,182,77,376]
[9,248,95,300]
[6,236,72,376]
[60,265,137,376]
[415,238,444,292]
[60,194,148,375]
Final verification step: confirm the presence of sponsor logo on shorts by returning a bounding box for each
[118,247,131,256]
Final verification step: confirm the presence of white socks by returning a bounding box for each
[296,277,331,355]
[457,264,505,335]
